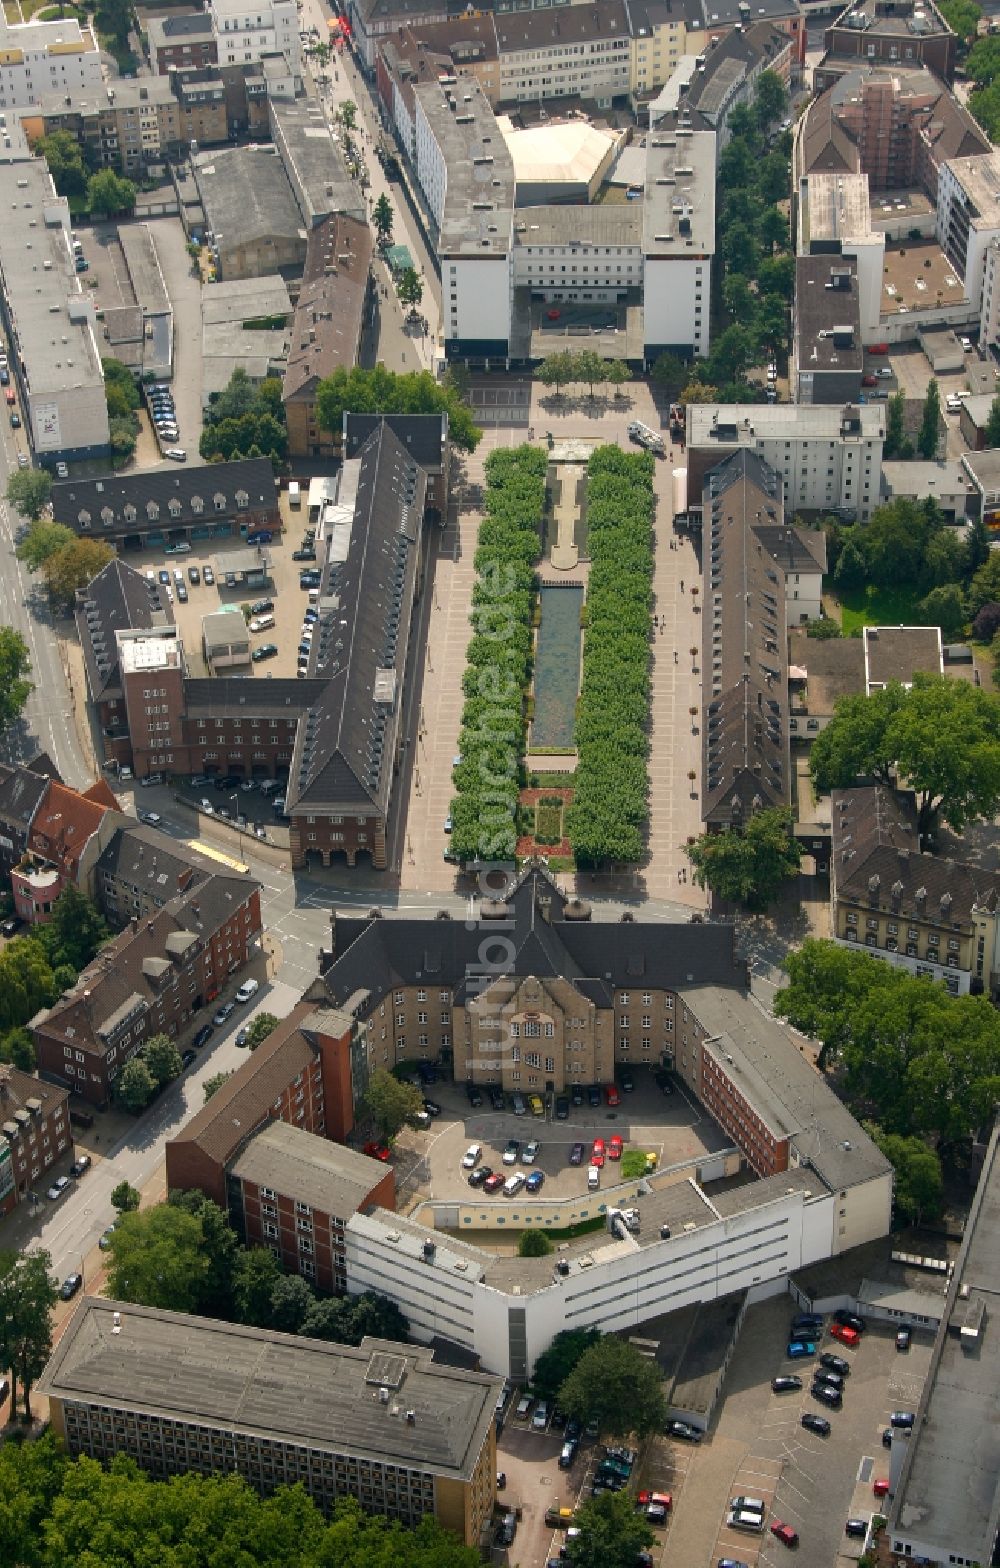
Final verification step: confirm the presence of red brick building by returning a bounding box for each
[13,779,120,924]
[226,1120,395,1292]
[0,1065,71,1217]
[31,872,262,1107]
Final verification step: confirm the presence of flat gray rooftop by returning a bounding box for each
[230,1121,391,1216]
[889,1122,1000,1560]
[119,224,169,316]
[414,78,515,258]
[514,204,642,249]
[643,127,715,257]
[194,146,303,253]
[38,1299,501,1482]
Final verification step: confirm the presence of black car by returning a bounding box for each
[292,549,316,561]
[69,1155,91,1178]
[895,1326,912,1352]
[819,1352,849,1377]
[890,1410,915,1429]
[176,583,188,602]
[235,1027,250,1048]
[666,1420,702,1443]
[249,598,274,615]
[192,1024,213,1049]
[181,1049,197,1069]
[468,1166,492,1188]
[551,1408,567,1430]
[654,1070,674,1095]
[489,1086,505,1112]
[571,1085,584,1106]
[188,566,200,584]
[834,1310,866,1333]
[423,1099,442,1116]
[466,1083,483,1108]
[569,1141,585,1166]
[59,1273,83,1300]
[0,916,21,937]
[811,1383,842,1409]
[813,1369,844,1391]
[555,1095,569,1120]
[587,1084,601,1107]
[792,1314,823,1334]
[801,1413,831,1437]
[252,643,278,662]
[620,1069,634,1092]
[845,1520,868,1539]
[565,1417,582,1441]
[882,1428,893,1448]
[214,774,242,790]
[772,1375,802,1393]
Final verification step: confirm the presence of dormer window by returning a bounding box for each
[146,501,159,520]
[77,509,91,527]
[235,489,248,508]
[190,495,204,515]
[168,498,182,517]
[213,492,226,511]
[123,504,136,523]
[100,506,114,527]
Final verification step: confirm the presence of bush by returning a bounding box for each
[973,601,1000,643]
[518,1229,553,1257]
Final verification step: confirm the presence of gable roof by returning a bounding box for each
[342,412,448,476]
[0,761,52,839]
[285,424,425,816]
[29,780,113,877]
[96,823,220,904]
[283,215,372,403]
[52,458,278,535]
[75,557,170,700]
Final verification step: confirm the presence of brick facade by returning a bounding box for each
[0,1067,71,1218]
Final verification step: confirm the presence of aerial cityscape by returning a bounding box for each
[0,0,999,1563]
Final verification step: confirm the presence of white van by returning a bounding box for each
[727,1511,764,1534]
[308,587,320,605]
[258,778,280,794]
[288,480,302,508]
[587,1164,600,1191]
[249,614,275,633]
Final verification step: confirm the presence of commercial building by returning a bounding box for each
[0,14,102,110]
[208,0,300,75]
[492,2,632,107]
[642,125,715,360]
[414,77,515,363]
[325,876,891,1380]
[831,785,1000,998]
[39,1301,500,1548]
[31,869,263,1106]
[879,1119,1000,1568]
[166,1001,363,1199]
[0,158,108,463]
[27,73,228,176]
[227,1120,396,1293]
[201,275,291,404]
[937,151,1000,329]
[283,214,372,459]
[0,1065,71,1217]
[147,13,217,74]
[685,401,885,521]
[699,450,825,831]
[193,144,307,282]
[268,97,365,229]
[501,118,621,205]
[52,457,281,549]
[793,256,864,404]
[817,0,956,91]
[284,421,426,870]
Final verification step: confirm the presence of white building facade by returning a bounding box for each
[209,0,300,73]
[0,16,102,110]
[642,128,716,362]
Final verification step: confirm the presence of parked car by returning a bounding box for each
[787,1341,815,1359]
[819,1352,849,1376]
[620,1069,634,1092]
[188,566,201,584]
[165,541,191,555]
[772,1375,802,1393]
[252,643,278,662]
[462,1144,482,1169]
[830,1323,860,1348]
[811,1382,842,1409]
[587,1084,601,1107]
[363,1141,391,1162]
[834,1310,866,1332]
[59,1273,83,1300]
[511,1092,526,1115]
[46,1175,71,1202]
[801,1412,830,1437]
[526,1170,545,1192]
[98,1225,116,1251]
[604,1083,620,1106]
[890,1410,915,1429]
[138,811,161,827]
[666,1421,702,1442]
[69,1155,91,1178]
[814,1369,844,1390]
[528,1094,544,1117]
[192,1024,214,1049]
[292,548,316,561]
[489,1086,505,1111]
[212,1001,235,1026]
[502,1139,520,1165]
[532,1402,550,1430]
[504,1172,526,1196]
[235,977,259,1003]
[608,1134,623,1161]
[770,1521,798,1548]
[845,1520,868,1539]
[558,1439,578,1469]
[203,565,215,584]
[521,1140,540,1164]
[483,1172,504,1193]
[591,1137,606,1167]
[181,1049,197,1069]
[895,1326,912,1352]
[569,1141,585,1166]
[468,1166,491,1188]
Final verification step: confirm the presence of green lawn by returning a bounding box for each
[835,583,924,636]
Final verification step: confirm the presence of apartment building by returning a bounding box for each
[831,786,1000,998]
[492,2,631,106]
[642,126,715,360]
[52,458,280,549]
[699,450,825,831]
[0,14,102,110]
[31,872,263,1106]
[793,256,864,404]
[13,777,119,923]
[147,12,218,75]
[0,756,60,885]
[40,1301,500,1548]
[283,214,372,460]
[96,824,228,927]
[937,151,1000,330]
[208,0,300,74]
[0,158,108,463]
[685,401,885,521]
[75,559,173,772]
[29,73,228,175]
[631,0,708,106]
[226,1121,396,1293]
[0,1065,71,1218]
[414,77,515,362]
[651,22,792,150]
[817,0,956,90]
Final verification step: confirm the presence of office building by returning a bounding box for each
[208,0,300,74]
[817,0,956,91]
[0,14,102,110]
[937,151,1000,326]
[52,457,281,549]
[39,1301,500,1548]
[642,125,715,360]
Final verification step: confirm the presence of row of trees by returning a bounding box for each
[449,445,545,864]
[200,369,288,468]
[961,21,1000,142]
[104,356,140,465]
[536,351,631,402]
[106,1189,409,1347]
[776,938,1000,1167]
[884,384,944,462]
[567,447,654,865]
[0,1440,479,1568]
[14,506,114,613]
[0,626,32,736]
[827,496,990,642]
[113,1033,185,1112]
[314,365,482,455]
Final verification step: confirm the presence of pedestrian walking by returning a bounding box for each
[680,579,685,592]
[674,649,678,664]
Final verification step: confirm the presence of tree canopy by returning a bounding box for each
[686,808,801,908]
[558,1335,667,1439]
[43,538,115,610]
[0,628,32,735]
[566,1490,656,1568]
[244,1012,278,1051]
[866,1125,943,1223]
[532,1328,600,1400]
[776,939,1000,1151]
[16,520,75,572]
[0,1249,57,1421]
[87,170,136,219]
[37,130,87,198]
[200,370,287,469]
[363,1067,425,1142]
[314,366,482,454]
[6,468,52,522]
[809,674,1000,838]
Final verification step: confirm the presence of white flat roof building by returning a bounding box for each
[0,15,102,109]
[642,126,716,360]
[0,159,108,461]
[209,0,299,73]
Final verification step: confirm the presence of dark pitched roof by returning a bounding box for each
[342,413,448,476]
[0,762,51,838]
[798,89,860,175]
[493,0,629,50]
[753,522,828,576]
[323,866,742,1008]
[283,216,372,403]
[661,22,790,130]
[832,786,1000,926]
[182,677,325,717]
[285,424,426,816]
[51,458,278,534]
[701,451,791,825]
[75,558,171,701]
[96,823,220,904]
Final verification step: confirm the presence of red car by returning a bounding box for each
[873,1478,889,1498]
[869,343,889,355]
[636,1490,672,1511]
[605,1084,620,1106]
[861,374,877,387]
[830,1323,860,1348]
[591,1137,606,1168]
[609,1134,623,1161]
[483,1172,504,1193]
[363,1141,391,1163]
[771,1521,799,1548]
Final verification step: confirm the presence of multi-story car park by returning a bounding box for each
[39,1299,501,1549]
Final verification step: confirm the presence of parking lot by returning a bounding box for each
[392,1068,730,1212]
